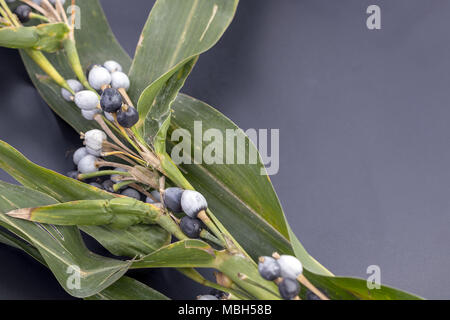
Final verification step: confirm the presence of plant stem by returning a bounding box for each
[199,229,223,248]
[29,12,50,22]
[25,49,73,93]
[63,38,95,91]
[155,213,188,241]
[77,170,131,180]
[113,180,134,192]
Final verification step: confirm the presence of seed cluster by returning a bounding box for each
[258,254,303,300]
[62,61,139,128]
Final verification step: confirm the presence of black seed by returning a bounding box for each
[121,188,141,200]
[100,88,123,112]
[278,278,300,300]
[89,182,103,189]
[209,289,226,299]
[14,5,31,23]
[102,179,115,192]
[163,187,184,213]
[306,291,320,300]
[66,170,79,180]
[116,106,139,128]
[258,257,281,281]
[180,216,202,238]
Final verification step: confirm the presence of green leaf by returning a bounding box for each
[128,0,239,129]
[20,0,131,133]
[132,239,216,269]
[166,95,297,257]
[302,270,422,300]
[0,140,170,257]
[86,276,170,300]
[0,181,130,298]
[0,23,69,52]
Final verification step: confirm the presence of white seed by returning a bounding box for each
[197,295,218,300]
[278,255,303,280]
[85,145,102,156]
[111,167,127,183]
[104,112,115,122]
[77,155,98,174]
[74,90,99,110]
[84,129,106,151]
[81,109,101,120]
[111,71,130,90]
[103,60,122,73]
[88,66,111,90]
[181,190,208,218]
[73,147,88,165]
[61,79,83,101]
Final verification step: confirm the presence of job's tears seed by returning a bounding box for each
[116,106,139,128]
[163,187,184,213]
[111,71,130,90]
[86,63,100,78]
[73,147,88,165]
[121,188,141,200]
[180,216,202,238]
[74,90,99,110]
[82,109,101,121]
[77,155,98,174]
[197,295,218,300]
[84,129,106,151]
[181,190,208,218]
[88,66,111,90]
[277,255,303,280]
[278,278,300,300]
[100,88,123,112]
[103,60,122,73]
[258,256,281,281]
[102,180,114,192]
[14,5,31,23]
[66,170,79,179]
[61,79,83,101]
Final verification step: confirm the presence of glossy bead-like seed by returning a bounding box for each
[197,295,218,300]
[88,66,111,90]
[120,188,141,200]
[73,147,88,165]
[14,5,31,23]
[61,79,83,101]
[111,71,130,90]
[103,60,122,73]
[84,129,106,151]
[74,90,99,110]
[258,256,281,281]
[181,190,208,218]
[77,155,98,174]
[277,255,303,280]
[100,88,123,112]
[81,109,101,121]
[163,187,184,213]
[116,106,139,128]
[278,278,300,300]
[102,180,114,193]
[180,216,202,238]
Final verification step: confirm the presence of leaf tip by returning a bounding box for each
[6,208,32,220]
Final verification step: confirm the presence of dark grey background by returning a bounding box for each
[0,0,449,299]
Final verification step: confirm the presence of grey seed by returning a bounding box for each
[73,147,88,165]
[74,90,99,110]
[81,109,101,120]
[88,66,111,90]
[85,146,102,156]
[103,60,122,73]
[104,112,115,122]
[306,291,320,300]
[61,79,83,101]
[120,188,141,200]
[66,170,79,179]
[89,182,102,189]
[258,257,281,281]
[278,278,300,300]
[145,196,159,204]
[277,255,303,280]
[181,190,208,218]
[197,295,218,300]
[111,71,130,90]
[163,187,184,213]
[110,167,127,183]
[102,180,114,193]
[151,190,161,202]
[77,155,98,174]
[84,129,106,151]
